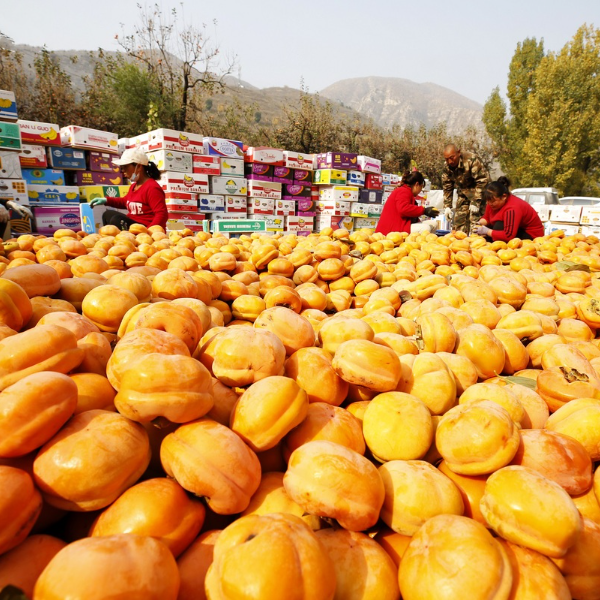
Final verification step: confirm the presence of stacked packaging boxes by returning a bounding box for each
[543,205,600,237]
[0,91,29,237]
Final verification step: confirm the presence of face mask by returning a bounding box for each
[129,166,139,183]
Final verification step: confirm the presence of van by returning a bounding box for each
[511,188,559,205]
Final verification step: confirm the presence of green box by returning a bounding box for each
[212,219,266,233]
[0,122,22,151]
[79,185,131,201]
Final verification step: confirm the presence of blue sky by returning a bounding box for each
[1,0,599,104]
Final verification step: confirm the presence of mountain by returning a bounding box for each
[320,76,483,134]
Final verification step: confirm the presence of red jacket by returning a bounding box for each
[376,184,424,235]
[106,178,168,229]
[482,194,545,242]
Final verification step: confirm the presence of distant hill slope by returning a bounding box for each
[320,76,483,133]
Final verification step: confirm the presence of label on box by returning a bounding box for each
[549,206,582,224]
[210,176,248,196]
[316,152,358,170]
[88,151,121,173]
[0,152,22,179]
[365,173,383,190]
[579,206,600,225]
[33,205,81,234]
[0,90,18,121]
[316,215,354,232]
[0,179,28,205]
[79,185,131,201]
[47,147,86,170]
[350,203,371,217]
[75,171,123,186]
[296,198,316,212]
[359,189,384,204]
[60,126,118,153]
[203,137,244,158]
[147,129,204,154]
[247,197,275,215]
[272,166,294,184]
[165,196,199,212]
[193,155,221,175]
[347,170,365,187]
[368,204,384,217]
[284,151,314,170]
[245,147,285,166]
[212,219,267,233]
[245,163,273,181]
[199,194,226,212]
[315,200,351,217]
[225,196,247,213]
[314,169,347,185]
[159,171,210,194]
[319,186,360,202]
[18,120,61,146]
[248,214,284,231]
[285,215,314,231]
[283,184,311,200]
[581,226,600,237]
[147,149,192,173]
[0,122,22,151]
[357,156,381,174]
[209,212,247,220]
[354,217,379,229]
[220,157,244,177]
[19,144,47,168]
[274,199,296,216]
[247,180,281,199]
[22,168,65,185]
[28,184,80,203]
[293,169,313,184]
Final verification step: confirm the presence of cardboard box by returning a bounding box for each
[147,129,204,154]
[28,185,80,204]
[126,134,149,151]
[22,168,65,186]
[18,120,61,146]
[315,215,354,232]
[79,203,127,234]
[533,205,551,223]
[319,186,360,202]
[296,198,316,213]
[88,151,121,174]
[203,137,244,158]
[284,151,313,171]
[193,155,221,176]
[316,152,358,170]
[274,199,296,216]
[0,152,22,179]
[220,158,244,177]
[199,194,225,213]
[247,181,281,200]
[245,147,285,166]
[245,163,273,181]
[0,179,28,205]
[224,196,248,213]
[293,169,313,184]
[368,204,384,218]
[79,185,131,201]
[579,206,600,226]
[354,217,379,229]
[545,222,580,236]
[19,145,47,168]
[549,206,582,224]
[272,167,294,184]
[210,176,248,196]
[60,126,119,153]
[315,200,351,217]
[581,226,600,237]
[359,189,384,204]
[165,196,199,212]
[47,147,86,170]
[147,149,192,173]
[285,215,314,231]
[0,90,18,121]
[33,205,81,234]
[347,171,365,187]
[365,173,383,190]
[166,217,207,232]
[357,156,381,174]
[248,214,285,231]
[159,171,210,195]
[117,138,129,154]
[0,122,22,151]
[75,171,123,187]
[282,184,311,200]
[210,212,249,221]
[247,197,275,215]
[314,169,347,185]
[349,203,371,218]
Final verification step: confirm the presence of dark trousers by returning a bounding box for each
[102,210,138,231]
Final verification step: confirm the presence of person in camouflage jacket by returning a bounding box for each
[442,144,491,235]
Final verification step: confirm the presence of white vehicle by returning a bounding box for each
[511,187,559,205]
[558,196,600,206]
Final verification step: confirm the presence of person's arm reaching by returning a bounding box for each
[105,195,128,210]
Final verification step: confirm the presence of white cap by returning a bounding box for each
[113,148,149,166]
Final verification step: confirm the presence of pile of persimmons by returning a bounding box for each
[1,223,600,600]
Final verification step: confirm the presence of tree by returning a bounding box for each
[116,3,234,132]
[0,34,32,115]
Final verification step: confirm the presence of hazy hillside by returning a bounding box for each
[320,76,483,134]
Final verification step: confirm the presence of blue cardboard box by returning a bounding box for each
[21,168,65,185]
[28,184,80,203]
[47,147,87,170]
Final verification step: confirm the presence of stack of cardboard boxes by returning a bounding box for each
[540,205,600,237]
[0,91,29,237]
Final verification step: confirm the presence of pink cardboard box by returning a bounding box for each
[294,169,313,184]
[357,156,382,174]
[33,205,81,234]
[245,163,273,181]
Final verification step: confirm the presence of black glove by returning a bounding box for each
[424,207,439,218]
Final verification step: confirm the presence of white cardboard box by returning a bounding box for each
[354,217,379,229]
[220,158,244,177]
[165,197,199,212]
[210,176,248,196]
[349,203,371,218]
[347,171,365,187]
[533,205,551,222]
[319,186,360,203]
[0,151,22,179]
[315,200,351,217]
[193,155,220,175]
[357,156,382,174]
[549,205,582,224]
[248,214,285,231]
[315,215,354,232]
[274,199,296,216]
[147,128,204,154]
[579,206,600,226]
[245,147,285,165]
[247,180,282,200]
[199,194,225,212]
[545,222,580,236]
[283,151,314,171]
[203,137,244,158]
[224,196,248,213]
[0,178,28,205]
[580,226,600,237]
[147,149,192,173]
[285,215,314,231]
[60,126,119,153]
[159,171,210,194]
[247,198,275,215]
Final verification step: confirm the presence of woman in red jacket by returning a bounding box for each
[476,177,544,241]
[376,171,438,235]
[89,148,168,230]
